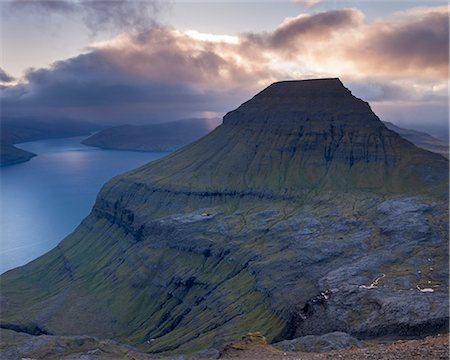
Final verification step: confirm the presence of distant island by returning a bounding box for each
[81,118,221,152]
[383,121,448,158]
[0,143,36,166]
[2,116,445,168]
[0,118,100,166]
[82,117,448,159]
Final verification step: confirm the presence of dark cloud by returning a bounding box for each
[8,0,163,34]
[0,28,262,124]
[0,68,15,83]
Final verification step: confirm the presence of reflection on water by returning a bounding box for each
[0,136,169,274]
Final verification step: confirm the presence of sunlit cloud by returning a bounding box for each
[184,30,240,44]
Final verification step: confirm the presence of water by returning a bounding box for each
[0,136,170,274]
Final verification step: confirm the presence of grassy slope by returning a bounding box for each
[0,198,286,354]
[114,120,448,199]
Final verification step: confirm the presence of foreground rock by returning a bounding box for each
[0,79,448,355]
[1,328,447,360]
[0,329,158,360]
[221,334,449,359]
[273,332,361,353]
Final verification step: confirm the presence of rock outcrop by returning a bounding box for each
[274,331,361,353]
[0,79,448,355]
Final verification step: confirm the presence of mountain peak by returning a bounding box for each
[132,79,447,197]
[224,78,372,127]
[255,78,348,98]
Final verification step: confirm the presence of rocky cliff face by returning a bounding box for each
[1,79,448,355]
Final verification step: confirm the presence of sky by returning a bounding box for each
[0,0,448,137]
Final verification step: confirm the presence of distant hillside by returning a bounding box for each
[0,118,100,166]
[0,143,36,166]
[383,121,448,158]
[81,118,221,151]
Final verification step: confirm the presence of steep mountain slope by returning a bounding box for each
[116,79,447,196]
[81,118,221,152]
[1,79,448,355]
[383,121,449,158]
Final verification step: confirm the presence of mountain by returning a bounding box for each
[81,118,221,152]
[1,79,448,356]
[383,121,448,158]
[0,118,100,166]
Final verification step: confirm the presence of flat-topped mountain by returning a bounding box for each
[122,78,447,197]
[1,79,448,356]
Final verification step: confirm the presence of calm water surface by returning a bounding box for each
[0,136,169,274]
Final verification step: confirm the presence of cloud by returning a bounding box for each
[243,9,363,51]
[348,9,448,78]
[0,68,15,83]
[1,27,275,124]
[237,6,448,80]
[1,5,447,133]
[96,28,278,90]
[347,78,448,104]
[292,0,322,8]
[7,0,164,34]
